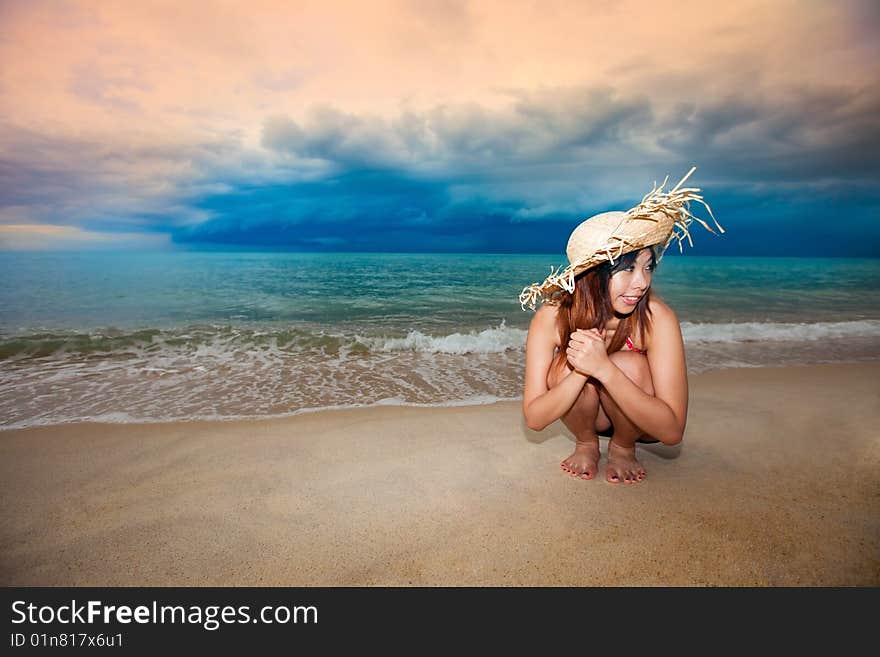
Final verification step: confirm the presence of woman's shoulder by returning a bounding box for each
[644,296,682,342]
[534,301,561,320]
[529,302,562,345]
[647,296,678,321]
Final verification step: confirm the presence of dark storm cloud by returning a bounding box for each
[261,86,656,174]
[257,80,880,188]
[656,81,880,183]
[3,81,879,254]
[173,168,570,253]
[176,81,879,254]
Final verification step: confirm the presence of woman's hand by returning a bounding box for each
[566,328,612,379]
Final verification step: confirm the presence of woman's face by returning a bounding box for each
[608,249,654,315]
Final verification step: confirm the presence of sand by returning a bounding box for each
[1,362,878,586]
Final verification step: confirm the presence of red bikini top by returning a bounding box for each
[625,335,646,354]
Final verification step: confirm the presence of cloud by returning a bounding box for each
[260,86,659,177]
[2,0,879,258]
[258,78,880,190]
[173,79,880,254]
[67,61,152,112]
[3,76,879,254]
[0,223,170,250]
[655,81,880,182]
[0,121,319,234]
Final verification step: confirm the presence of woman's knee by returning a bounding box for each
[607,351,654,394]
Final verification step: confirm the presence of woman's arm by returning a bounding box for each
[590,301,688,444]
[522,305,589,431]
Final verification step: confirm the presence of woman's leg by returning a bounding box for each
[597,351,655,484]
[547,361,611,479]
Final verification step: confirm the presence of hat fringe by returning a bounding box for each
[518,166,724,311]
[519,264,573,311]
[625,166,724,260]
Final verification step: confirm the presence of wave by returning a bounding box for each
[3,318,879,431]
[0,324,356,361]
[2,319,880,362]
[354,321,527,354]
[0,321,531,360]
[680,320,880,343]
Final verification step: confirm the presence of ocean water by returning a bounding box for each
[1,251,879,430]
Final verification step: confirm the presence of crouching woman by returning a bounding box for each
[519,168,722,484]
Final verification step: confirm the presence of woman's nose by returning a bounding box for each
[632,270,648,289]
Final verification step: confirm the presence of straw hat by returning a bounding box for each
[518,166,723,311]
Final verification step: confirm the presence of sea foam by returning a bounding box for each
[680,320,880,343]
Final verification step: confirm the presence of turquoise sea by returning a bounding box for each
[2,251,879,429]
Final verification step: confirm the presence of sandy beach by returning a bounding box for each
[1,362,878,586]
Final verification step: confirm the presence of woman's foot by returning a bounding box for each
[561,439,600,480]
[606,440,646,484]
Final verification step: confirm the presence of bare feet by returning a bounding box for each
[606,440,646,484]
[561,439,600,480]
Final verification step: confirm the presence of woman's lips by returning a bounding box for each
[620,295,641,306]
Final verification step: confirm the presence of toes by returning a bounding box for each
[562,453,600,480]
[605,459,646,484]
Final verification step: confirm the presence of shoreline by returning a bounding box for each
[2,362,878,586]
[3,358,879,433]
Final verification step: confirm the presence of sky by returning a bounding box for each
[0,0,878,255]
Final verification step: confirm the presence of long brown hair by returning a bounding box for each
[548,247,656,376]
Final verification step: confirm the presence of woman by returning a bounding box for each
[519,167,722,484]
